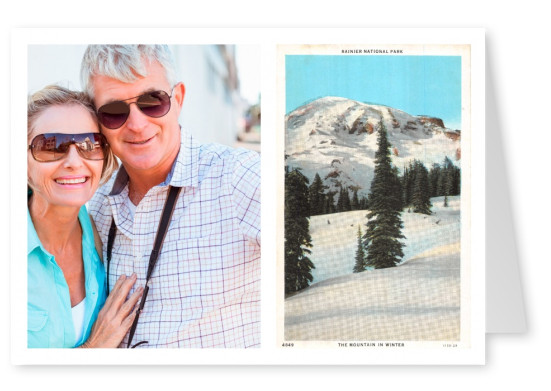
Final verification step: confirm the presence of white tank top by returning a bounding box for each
[72,299,86,343]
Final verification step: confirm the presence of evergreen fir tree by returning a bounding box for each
[442,156,456,197]
[308,173,327,216]
[359,196,369,210]
[401,164,411,207]
[353,225,367,273]
[401,161,420,208]
[343,187,351,211]
[428,163,441,197]
[411,160,432,215]
[336,187,344,212]
[351,189,360,211]
[336,187,351,212]
[363,122,406,269]
[324,191,337,214]
[285,167,315,294]
[390,166,403,211]
[451,163,461,196]
[425,156,461,205]
[452,169,459,196]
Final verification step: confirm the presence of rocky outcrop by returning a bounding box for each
[325,170,340,179]
[366,123,374,134]
[405,121,418,131]
[444,131,461,141]
[419,116,445,128]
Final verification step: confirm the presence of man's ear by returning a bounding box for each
[173,82,186,110]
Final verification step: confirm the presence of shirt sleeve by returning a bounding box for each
[231,149,261,246]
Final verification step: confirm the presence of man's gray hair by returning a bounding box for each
[80,44,177,98]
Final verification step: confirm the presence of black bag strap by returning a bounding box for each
[106,185,182,348]
[106,219,117,293]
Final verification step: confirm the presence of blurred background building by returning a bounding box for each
[27,44,261,152]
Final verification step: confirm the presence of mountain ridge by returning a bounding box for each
[285,96,461,198]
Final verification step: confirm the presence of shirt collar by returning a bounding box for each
[165,131,200,189]
[27,207,42,255]
[108,128,199,195]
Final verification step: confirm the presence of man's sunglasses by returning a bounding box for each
[28,133,108,162]
[97,90,173,129]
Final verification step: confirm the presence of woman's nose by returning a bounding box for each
[62,144,84,168]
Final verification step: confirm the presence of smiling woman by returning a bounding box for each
[28,107,106,208]
[27,85,143,348]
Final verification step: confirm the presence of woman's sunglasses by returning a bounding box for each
[28,132,108,162]
[97,90,173,129]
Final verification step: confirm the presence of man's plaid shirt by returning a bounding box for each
[88,130,260,348]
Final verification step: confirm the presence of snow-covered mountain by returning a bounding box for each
[285,96,461,198]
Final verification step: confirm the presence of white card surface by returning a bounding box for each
[12,27,488,365]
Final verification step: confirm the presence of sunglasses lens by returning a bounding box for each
[31,134,61,161]
[98,101,130,129]
[97,91,172,129]
[30,133,107,162]
[75,133,107,160]
[137,91,171,117]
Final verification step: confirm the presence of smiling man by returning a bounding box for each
[82,45,261,348]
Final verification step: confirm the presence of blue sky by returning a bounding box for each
[286,55,462,130]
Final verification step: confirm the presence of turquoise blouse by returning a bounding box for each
[27,206,106,348]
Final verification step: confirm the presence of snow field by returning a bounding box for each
[284,196,461,341]
[308,196,460,283]
[284,247,460,341]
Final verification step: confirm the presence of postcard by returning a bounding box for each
[276,36,485,364]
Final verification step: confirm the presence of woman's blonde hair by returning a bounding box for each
[28,84,118,185]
